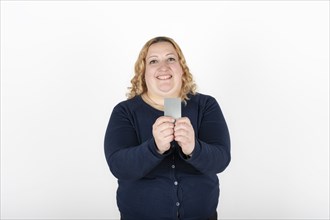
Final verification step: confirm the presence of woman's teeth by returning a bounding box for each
[157,75,172,80]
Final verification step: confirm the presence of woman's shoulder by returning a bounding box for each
[186,93,224,116]
[188,92,218,105]
[113,96,143,112]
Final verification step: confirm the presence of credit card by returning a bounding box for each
[164,98,181,119]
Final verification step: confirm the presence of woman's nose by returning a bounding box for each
[159,60,169,70]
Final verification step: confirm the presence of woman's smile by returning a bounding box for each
[156,74,172,80]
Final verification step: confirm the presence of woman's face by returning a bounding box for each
[145,42,183,98]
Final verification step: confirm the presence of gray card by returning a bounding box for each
[164,98,181,119]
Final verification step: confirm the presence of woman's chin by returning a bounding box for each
[157,86,173,93]
[157,87,178,95]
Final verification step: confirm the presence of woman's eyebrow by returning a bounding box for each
[147,53,177,60]
[166,53,176,56]
[146,55,158,60]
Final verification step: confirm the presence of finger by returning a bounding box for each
[175,119,191,129]
[174,126,187,136]
[156,122,175,133]
[174,124,191,132]
[174,121,192,132]
[153,120,174,130]
[174,135,189,143]
[161,127,175,137]
[155,116,175,126]
[164,135,175,143]
[156,134,174,147]
[175,117,191,125]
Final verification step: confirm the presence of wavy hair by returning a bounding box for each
[127,36,197,101]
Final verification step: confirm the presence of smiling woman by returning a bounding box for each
[127,36,197,103]
[144,41,183,102]
[104,36,231,220]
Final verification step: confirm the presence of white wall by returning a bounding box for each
[1,1,329,219]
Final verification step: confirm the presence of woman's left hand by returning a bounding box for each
[174,117,195,156]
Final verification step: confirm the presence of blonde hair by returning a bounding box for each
[127,36,197,101]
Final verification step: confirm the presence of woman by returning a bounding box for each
[104,36,231,220]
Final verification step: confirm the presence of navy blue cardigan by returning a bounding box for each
[104,93,231,220]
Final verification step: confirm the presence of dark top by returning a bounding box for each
[104,93,231,220]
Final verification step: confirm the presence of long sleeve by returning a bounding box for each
[104,94,231,220]
[183,96,231,175]
[104,103,164,180]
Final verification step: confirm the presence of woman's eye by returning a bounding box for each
[149,60,157,64]
[168,57,176,62]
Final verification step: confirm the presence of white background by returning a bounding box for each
[1,1,329,219]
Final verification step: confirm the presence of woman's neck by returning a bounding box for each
[142,92,165,111]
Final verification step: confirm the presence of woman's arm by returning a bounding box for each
[184,96,231,174]
[104,104,164,180]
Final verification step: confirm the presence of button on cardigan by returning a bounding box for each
[104,93,231,220]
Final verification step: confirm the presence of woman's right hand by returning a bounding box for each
[152,116,175,154]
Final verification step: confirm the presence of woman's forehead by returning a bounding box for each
[148,42,176,53]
